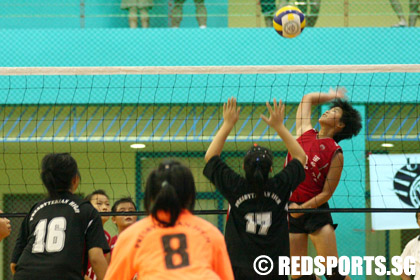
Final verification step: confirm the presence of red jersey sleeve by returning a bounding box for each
[109,235,118,255]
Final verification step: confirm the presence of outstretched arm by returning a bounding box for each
[261,99,306,165]
[205,97,240,163]
[289,152,343,218]
[296,87,347,138]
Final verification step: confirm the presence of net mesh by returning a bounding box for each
[1,67,420,280]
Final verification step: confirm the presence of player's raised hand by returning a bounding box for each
[223,97,241,127]
[327,87,347,100]
[261,98,285,129]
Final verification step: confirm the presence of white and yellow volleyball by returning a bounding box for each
[273,6,306,38]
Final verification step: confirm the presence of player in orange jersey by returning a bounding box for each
[104,160,234,280]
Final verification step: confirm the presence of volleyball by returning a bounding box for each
[273,5,305,38]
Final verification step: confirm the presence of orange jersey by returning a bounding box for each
[104,211,234,280]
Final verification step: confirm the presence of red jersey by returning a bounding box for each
[85,230,111,280]
[286,129,342,203]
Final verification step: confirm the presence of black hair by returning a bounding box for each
[243,145,273,200]
[111,197,137,212]
[144,160,196,227]
[41,153,79,199]
[85,189,109,202]
[330,99,362,143]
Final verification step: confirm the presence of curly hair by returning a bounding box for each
[330,99,362,143]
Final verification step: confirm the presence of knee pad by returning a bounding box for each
[293,275,317,280]
[325,267,346,280]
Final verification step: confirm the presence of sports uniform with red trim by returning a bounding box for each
[85,230,111,280]
[11,192,110,280]
[286,129,342,233]
[109,234,117,254]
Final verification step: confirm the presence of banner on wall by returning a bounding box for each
[370,154,420,230]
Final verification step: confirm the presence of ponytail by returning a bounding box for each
[244,145,273,200]
[41,170,60,199]
[251,164,266,200]
[151,181,182,227]
[144,160,196,228]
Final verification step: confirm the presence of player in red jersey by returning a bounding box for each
[109,197,137,254]
[84,190,111,280]
[286,88,362,280]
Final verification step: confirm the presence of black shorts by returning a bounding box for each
[232,266,287,280]
[289,202,337,234]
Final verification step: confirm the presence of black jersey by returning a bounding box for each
[11,192,110,280]
[203,156,305,270]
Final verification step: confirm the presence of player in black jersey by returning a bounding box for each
[204,98,307,279]
[10,153,109,280]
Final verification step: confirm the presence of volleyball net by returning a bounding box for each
[1,65,420,208]
[1,65,420,215]
[1,64,420,279]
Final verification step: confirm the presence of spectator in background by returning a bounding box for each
[389,0,419,27]
[390,0,408,26]
[260,0,276,27]
[0,210,11,242]
[400,211,420,280]
[171,0,207,28]
[109,197,137,254]
[121,0,153,28]
[85,190,112,280]
[279,0,321,27]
